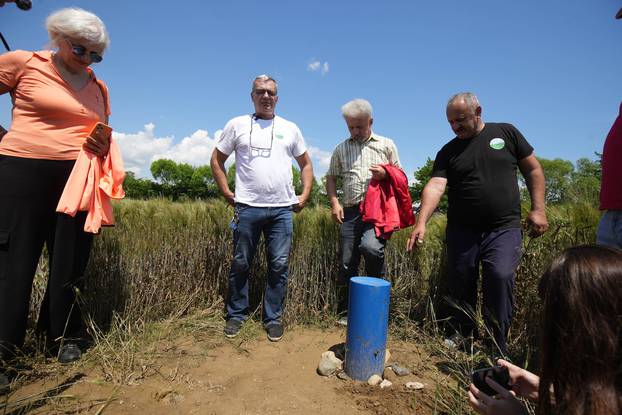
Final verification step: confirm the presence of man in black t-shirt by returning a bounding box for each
[407,92,548,355]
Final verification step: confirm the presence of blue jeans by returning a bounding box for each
[596,210,622,249]
[445,226,522,355]
[336,206,386,313]
[226,204,293,325]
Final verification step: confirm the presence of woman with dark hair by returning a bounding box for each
[0,7,113,392]
[468,245,622,415]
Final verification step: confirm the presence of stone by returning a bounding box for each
[383,366,397,381]
[379,379,392,389]
[405,381,425,390]
[384,349,391,364]
[390,363,411,377]
[317,351,343,376]
[367,374,382,386]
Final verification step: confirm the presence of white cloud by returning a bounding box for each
[321,62,329,75]
[113,123,220,178]
[113,122,333,181]
[307,60,321,71]
[307,145,332,169]
[307,58,330,75]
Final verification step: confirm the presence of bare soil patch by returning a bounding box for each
[3,326,451,414]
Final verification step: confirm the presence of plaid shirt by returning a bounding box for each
[327,133,400,207]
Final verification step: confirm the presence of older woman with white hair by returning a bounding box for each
[0,7,112,390]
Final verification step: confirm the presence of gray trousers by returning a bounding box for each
[336,206,386,314]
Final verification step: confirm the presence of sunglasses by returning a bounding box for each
[253,88,277,97]
[68,40,103,63]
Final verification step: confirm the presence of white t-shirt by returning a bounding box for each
[216,114,307,207]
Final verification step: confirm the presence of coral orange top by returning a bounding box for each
[0,50,110,160]
[56,137,126,234]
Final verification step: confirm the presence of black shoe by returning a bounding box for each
[266,323,283,342]
[0,373,9,395]
[58,343,82,364]
[224,319,243,338]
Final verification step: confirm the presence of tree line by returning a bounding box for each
[124,155,602,207]
[124,158,327,205]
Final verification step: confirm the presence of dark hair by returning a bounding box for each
[537,245,622,415]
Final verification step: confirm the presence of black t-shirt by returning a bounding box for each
[432,122,534,231]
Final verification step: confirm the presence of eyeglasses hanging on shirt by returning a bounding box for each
[249,114,274,158]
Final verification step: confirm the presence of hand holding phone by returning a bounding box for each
[84,122,112,157]
[471,365,511,396]
[90,122,112,140]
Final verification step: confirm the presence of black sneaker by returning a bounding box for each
[266,323,283,342]
[224,319,243,338]
[0,373,9,395]
[58,343,82,364]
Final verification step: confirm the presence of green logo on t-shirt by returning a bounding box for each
[489,138,505,150]
[276,133,284,140]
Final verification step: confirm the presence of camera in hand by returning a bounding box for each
[471,365,510,396]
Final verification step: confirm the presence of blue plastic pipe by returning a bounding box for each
[344,276,391,381]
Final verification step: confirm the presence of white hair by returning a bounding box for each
[341,98,373,119]
[252,74,278,92]
[46,8,109,51]
[447,92,480,111]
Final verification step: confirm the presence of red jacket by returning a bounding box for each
[600,102,622,210]
[360,164,416,239]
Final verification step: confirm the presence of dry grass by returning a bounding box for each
[2,304,224,414]
[5,198,598,414]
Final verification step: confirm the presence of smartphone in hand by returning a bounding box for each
[472,365,510,396]
[89,122,112,141]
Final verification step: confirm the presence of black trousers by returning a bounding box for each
[445,225,522,355]
[0,155,93,360]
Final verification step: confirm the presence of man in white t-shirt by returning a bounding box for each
[210,74,313,342]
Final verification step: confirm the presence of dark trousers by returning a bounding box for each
[445,225,522,355]
[0,156,92,361]
[337,206,386,314]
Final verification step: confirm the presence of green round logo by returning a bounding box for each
[276,133,284,140]
[489,138,505,150]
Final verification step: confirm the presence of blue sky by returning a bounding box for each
[1,0,620,180]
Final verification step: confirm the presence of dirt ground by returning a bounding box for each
[2,327,450,414]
